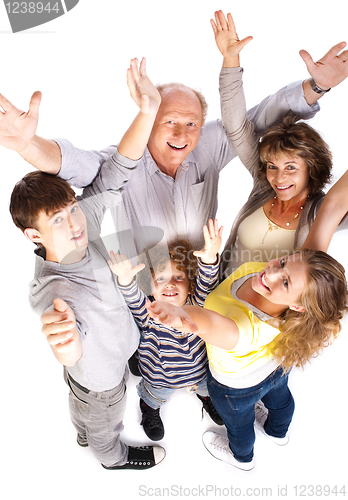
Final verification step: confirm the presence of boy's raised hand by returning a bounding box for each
[108,250,145,286]
[146,300,198,334]
[0,91,41,153]
[193,218,223,264]
[211,11,253,66]
[41,298,82,366]
[127,57,161,116]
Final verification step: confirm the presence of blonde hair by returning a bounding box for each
[272,249,348,371]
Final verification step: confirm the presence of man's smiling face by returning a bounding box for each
[147,86,204,177]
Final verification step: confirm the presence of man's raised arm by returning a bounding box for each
[300,42,348,106]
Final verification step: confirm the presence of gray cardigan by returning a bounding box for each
[219,68,326,278]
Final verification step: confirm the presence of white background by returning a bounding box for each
[1,1,347,499]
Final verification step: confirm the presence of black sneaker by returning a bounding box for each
[102,445,166,470]
[128,350,141,377]
[140,399,165,441]
[196,394,224,426]
[77,433,88,447]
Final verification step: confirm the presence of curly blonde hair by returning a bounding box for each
[271,249,348,371]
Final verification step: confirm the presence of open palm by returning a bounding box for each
[0,91,41,152]
[127,58,161,116]
[211,11,253,59]
[300,42,348,91]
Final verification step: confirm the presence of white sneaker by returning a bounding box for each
[202,431,254,471]
[254,401,289,446]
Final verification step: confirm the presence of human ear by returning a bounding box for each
[24,228,42,243]
[289,304,306,313]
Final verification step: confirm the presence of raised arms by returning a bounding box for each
[146,300,239,351]
[0,91,61,173]
[303,168,348,252]
[0,58,161,174]
[118,57,161,160]
[300,42,348,105]
[210,11,253,69]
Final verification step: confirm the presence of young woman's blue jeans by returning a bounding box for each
[207,366,295,463]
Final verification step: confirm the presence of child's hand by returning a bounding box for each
[41,298,82,365]
[108,251,145,286]
[193,219,223,264]
[127,57,161,116]
[146,300,198,335]
[210,11,253,62]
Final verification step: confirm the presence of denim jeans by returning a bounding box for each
[137,376,209,409]
[207,366,294,463]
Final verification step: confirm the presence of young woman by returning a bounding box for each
[146,206,348,471]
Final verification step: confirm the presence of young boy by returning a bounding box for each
[9,59,166,470]
[108,219,224,441]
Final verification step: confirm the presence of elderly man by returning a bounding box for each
[1,32,347,255]
[0,74,327,250]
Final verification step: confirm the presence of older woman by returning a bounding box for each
[211,11,348,278]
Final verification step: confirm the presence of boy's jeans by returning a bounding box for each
[65,368,129,467]
[137,376,209,409]
[207,367,294,463]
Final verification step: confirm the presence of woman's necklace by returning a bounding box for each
[262,196,306,244]
[268,196,305,226]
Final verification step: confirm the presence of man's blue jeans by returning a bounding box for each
[207,366,295,463]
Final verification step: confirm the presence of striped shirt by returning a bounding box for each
[117,258,220,388]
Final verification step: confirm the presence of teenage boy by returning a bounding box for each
[9,59,165,470]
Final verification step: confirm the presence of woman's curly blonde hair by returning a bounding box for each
[271,249,348,372]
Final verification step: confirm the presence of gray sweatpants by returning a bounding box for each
[65,368,129,467]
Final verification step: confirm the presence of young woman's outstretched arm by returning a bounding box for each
[146,300,239,351]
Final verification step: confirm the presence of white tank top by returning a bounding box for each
[234,206,296,268]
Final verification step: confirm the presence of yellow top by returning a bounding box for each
[204,262,281,388]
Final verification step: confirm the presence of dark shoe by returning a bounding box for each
[128,349,141,377]
[196,394,224,426]
[102,445,165,470]
[140,399,165,441]
[77,433,88,447]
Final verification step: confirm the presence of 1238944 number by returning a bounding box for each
[293,485,346,496]
[5,2,60,14]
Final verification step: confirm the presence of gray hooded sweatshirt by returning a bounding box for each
[29,150,140,392]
